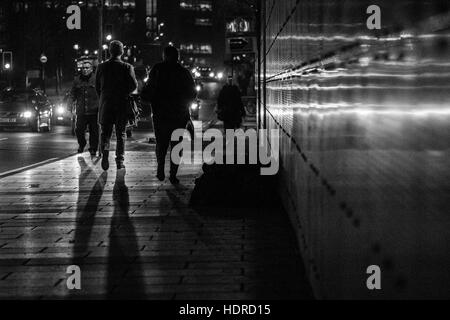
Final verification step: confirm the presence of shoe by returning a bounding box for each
[116,162,125,170]
[157,165,165,181]
[101,151,109,171]
[169,175,180,185]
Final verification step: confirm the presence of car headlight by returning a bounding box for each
[191,102,198,110]
[57,106,65,115]
[209,72,215,78]
[23,111,33,118]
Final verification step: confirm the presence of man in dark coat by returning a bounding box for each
[141,46,196,184]
[95,40,138,170]
[69,60,99,156]
[217,76,246,130]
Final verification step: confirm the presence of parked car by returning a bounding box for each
[53,90,75,129]
[0,87,53,132]
[190,99,201,120]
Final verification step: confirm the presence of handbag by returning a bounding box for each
[127,95,140,125]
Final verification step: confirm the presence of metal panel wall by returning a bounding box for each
[263,0,450,299]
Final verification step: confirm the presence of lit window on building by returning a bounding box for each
[180,43,212,55]
[145,0,158,38]
[195,18,212,26]
[198,1,212,11]
[226,18,252,33]
[200,44,212,54]
[105,0,126,8]
[123,1,136,8]
[146,0,157,15]
[180,0,212,12]
[146,16,157,29]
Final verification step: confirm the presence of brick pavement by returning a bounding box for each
[0,146,313,299]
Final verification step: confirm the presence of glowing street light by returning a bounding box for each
[73,44,79,50]
[102,44,108,50]
[4,63,11,70]
[106,34,112,41]
[84,50,89,55]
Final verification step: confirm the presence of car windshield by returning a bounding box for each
[0,88,17,102]
[0,88,36,112]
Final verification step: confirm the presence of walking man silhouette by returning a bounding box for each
[95,40,138,171]
[141,46,196,184]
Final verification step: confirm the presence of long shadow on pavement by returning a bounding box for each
[107,169,146,299]
[72,158,108,261]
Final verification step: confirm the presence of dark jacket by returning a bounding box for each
[95,57,138,124]
[141,61,196,122]
[217,84,246,125]
[70,73,98,116]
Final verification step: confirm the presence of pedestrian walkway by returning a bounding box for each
[0,147,313,299]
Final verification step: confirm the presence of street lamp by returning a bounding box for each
[73,44,79,50]
[4,63,10,70]
[84,50,89,55]
[102,44,109,60]
[106,34,112,41]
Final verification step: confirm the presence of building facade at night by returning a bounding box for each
[0,0,153,90]
[158,0,226,69]
[0,0,257,89]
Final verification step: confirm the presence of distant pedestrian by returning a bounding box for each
[216,76,246,130]
[95,40,138,171]
[141,46,196,184]
[69,60,99,156]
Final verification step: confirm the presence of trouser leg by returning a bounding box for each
[87,114,99,153]
[75,115,88,149]
[153,119,171,169]
[169,120,188,177]
[100,122,114,154]
[115,119,127,163]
